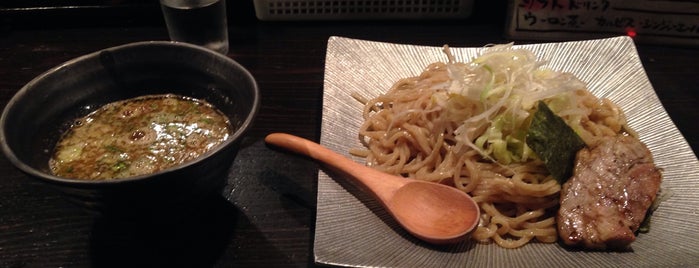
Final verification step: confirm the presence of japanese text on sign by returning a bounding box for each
[512,0,699,38]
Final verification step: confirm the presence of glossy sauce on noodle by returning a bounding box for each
[49,94,231,180]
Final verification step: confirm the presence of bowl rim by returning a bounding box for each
[0,40,260,186]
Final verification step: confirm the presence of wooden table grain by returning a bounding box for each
[0,2,697,267]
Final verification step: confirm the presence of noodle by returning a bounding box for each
[353,45,627,248]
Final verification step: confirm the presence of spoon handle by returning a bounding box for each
[264,133,405,204]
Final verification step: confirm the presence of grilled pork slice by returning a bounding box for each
[557,135,661,249]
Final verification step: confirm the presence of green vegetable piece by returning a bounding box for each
[638,209,652,233]
[639,187,671,233]
[525,101,586,183]
[112,161,128,172]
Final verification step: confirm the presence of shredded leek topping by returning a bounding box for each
[434,44,588,165]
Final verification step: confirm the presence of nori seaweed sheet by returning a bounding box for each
[525,101,586,183]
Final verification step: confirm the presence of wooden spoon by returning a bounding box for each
[265,133,480,245]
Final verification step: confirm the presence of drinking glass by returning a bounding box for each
[160,0,229,54]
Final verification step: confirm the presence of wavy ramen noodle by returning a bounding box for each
[351,44,629,248]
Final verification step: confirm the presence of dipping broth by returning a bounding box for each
[49,94,231,180]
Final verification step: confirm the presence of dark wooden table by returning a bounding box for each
[1,2,697,267]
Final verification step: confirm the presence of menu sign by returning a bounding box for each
[506,0,699,46]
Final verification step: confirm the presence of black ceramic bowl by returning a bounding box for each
[0,41,259,217]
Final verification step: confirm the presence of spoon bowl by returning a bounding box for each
[264,133,480,245]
